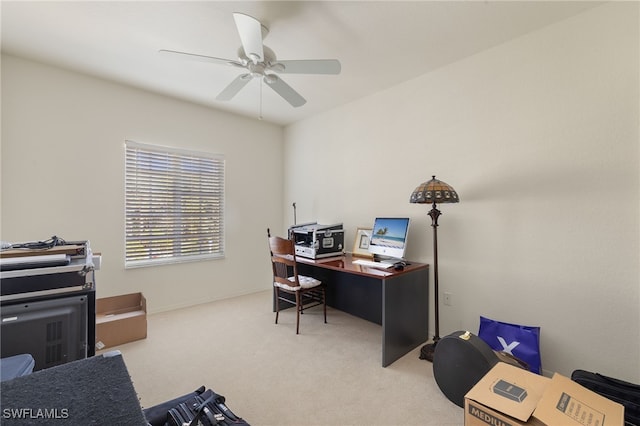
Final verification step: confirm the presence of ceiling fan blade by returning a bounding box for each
[273,59,341,75]
[159,49,243,67]
[216,74,253,101]
[264,75,306,107]
[233,13,264,64]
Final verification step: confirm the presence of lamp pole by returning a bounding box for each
[428,202,442,346]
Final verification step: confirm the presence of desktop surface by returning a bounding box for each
[296,253,427,278]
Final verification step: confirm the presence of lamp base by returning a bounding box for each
[419,339,439,362]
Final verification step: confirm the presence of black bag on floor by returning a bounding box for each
[144,386,207,426]
[166,388,249,426]
[143,386,249,426]
[571,370,640,426]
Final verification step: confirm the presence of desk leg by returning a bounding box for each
[381,269,429,367]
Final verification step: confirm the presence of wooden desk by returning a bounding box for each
[295,254,429,367]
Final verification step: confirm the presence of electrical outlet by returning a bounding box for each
[443,292,452,306]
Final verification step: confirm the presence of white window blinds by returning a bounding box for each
[125,140,225,268]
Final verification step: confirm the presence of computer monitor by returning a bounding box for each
[368,217,410,260]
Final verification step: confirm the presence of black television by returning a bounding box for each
[1,295,88,371]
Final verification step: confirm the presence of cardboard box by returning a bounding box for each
[465,362,624,426]
[96,292,147,350]
[465,362,550,426]
[533,373,625,426]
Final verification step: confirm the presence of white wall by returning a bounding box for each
[1,55,284,312]
[284,3,640,380]
[2,2,638,381]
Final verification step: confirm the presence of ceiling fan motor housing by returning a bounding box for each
[248,62,266,78]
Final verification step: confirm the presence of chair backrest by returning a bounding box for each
[268,234,300,288]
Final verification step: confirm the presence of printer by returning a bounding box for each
[289,223,344,259]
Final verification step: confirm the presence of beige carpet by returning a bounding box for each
[111,290,463,426]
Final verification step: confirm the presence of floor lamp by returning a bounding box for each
[410,175,459,362]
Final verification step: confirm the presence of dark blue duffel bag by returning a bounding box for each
[572,369,640,426]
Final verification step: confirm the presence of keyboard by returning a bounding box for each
[352,259,394,269]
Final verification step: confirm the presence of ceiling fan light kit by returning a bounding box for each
[160,12,341,109]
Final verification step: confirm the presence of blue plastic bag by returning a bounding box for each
[478,316,542,374]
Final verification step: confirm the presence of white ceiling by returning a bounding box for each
[1,1,601,126]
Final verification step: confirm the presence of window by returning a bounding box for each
[125,140,225,268]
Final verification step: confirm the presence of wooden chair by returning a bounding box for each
[268,230,327,334]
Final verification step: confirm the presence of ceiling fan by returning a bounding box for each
[159,13,341,108]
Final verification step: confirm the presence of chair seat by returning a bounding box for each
[274,275,322,291]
